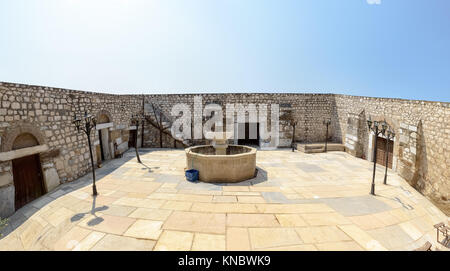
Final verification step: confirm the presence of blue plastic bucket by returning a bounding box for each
[185,169,199,182]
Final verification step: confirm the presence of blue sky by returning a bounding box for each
[0,0,449,101]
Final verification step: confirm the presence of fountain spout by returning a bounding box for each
[212,132,228,155]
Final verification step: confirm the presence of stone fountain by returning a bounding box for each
[185,131,257,183]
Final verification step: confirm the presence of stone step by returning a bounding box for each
[296,143,345,153]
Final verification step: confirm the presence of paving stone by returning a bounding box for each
[297,163,326,173]
[237,196,266,203]
[47,207,74,227]
[261,192,292,204]
[338,225,387,251]
[227,214,279,227]
[161,201,193,211]
[191,203,258,213]
[112,197,166,208]
[213,195,237,203]
[295,226,352,244]
[177,181,223,191]
[398,221,423,241]
[128,208,172,221]
[53,226,92,251]
[222,186,250,192]
[91,234,155,251]
[367,224,415,250]
[226,227,251,251]
[349,214,386,230]
[163,211,226,234]
[275,214,308,227]
[320,196,392,216]
[300,213,352,226]
[192,233,226,251]
[98,205,137,217]
[256,244,317,251]
[78,214,136,235]
[18,220,46,249]
[256,203,335,214]
[154,230,193,251]
[248,228,302,249]
[315,241,364,251]
[153,174,185,183]
[124,219,163,240]
[31,196,55,209]
[72,231,106,251]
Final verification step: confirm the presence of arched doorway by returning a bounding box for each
[11,133,45,209]
[97,113,112,162]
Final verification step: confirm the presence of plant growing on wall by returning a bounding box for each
[280,109,298,151]
[0,217,8,237]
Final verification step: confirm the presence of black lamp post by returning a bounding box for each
[367,117,387,195]
[383,128,395,185]
[323,119,331,152]
[73,111,98,196]
[291,121,297,152]
[131,113,142,163]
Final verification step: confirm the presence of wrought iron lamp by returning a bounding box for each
[367,117,387,195]
[323,119,331,152]
[383,128,395,185]
[73,111,98,196]
[131,113,143,163]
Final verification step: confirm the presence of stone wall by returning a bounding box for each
[0,82,142,217]
[0,81,448,217]
[141,93,338,148]
[334,94,450,213]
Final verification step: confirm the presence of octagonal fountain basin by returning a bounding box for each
[185,145,257,183]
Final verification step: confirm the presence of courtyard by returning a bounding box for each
[0,148,448,251]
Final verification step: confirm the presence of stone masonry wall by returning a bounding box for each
[0,82,142,216]
[334,94,450,213]
[0,81,448,216]
[142,93,338,148]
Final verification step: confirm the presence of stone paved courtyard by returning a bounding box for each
[0,149,448,251]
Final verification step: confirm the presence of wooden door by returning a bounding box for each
[129,129,137,148]
[12,154,45,210]
[376,137,393,169]
[98,129,105,161]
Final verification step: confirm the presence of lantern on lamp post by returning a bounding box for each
[73,111,98,196]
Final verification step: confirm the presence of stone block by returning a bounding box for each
[409,125,417,132]
[0,172,13,187]
[399,135,409,144]
[400,122,408,129]
[43,167,60,192]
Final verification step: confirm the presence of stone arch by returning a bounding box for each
[2,122,46,152]
[369,114,400,134]
[96,110,113,124]
[366,114,400,170]
[12,133,39,150]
